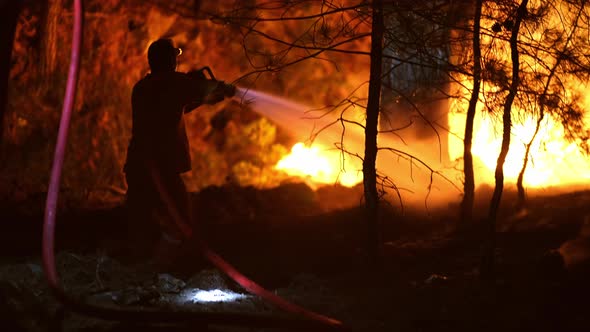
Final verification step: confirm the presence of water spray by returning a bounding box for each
[41,1,346,330]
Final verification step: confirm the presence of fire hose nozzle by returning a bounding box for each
[220,81,236,97]
[188,66,236,97]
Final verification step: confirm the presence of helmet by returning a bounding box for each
[147,39,182,73]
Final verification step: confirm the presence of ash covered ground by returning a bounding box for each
[1,183,590,331]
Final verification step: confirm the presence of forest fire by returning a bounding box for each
[3,1,590,332]
[448,108,590,188]
[445,1,590,190]
[237,88,365,189]
[275,142,362,187]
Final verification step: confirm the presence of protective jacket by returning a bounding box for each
[125,71,214,174]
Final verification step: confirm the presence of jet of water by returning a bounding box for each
[236,87,366,152]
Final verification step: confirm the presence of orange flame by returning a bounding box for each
[445,2,590,189]
[448,88,590,188]
[275,143,362,187]
[275,2,590,192]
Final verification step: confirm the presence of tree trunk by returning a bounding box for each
[40,0,64,87]
[516,102,543,208]
[482,0,528,280]
[460,0,482,225]
[0,1,23,145]
[363,0,384,267]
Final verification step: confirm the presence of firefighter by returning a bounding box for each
[123,38,234,265]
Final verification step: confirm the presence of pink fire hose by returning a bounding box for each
[41,0,345,330]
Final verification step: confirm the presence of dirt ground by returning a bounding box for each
[1,183,590,332]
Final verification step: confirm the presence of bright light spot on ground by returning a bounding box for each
[189,289,247,303]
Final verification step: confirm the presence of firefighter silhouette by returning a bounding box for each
[124,38,235,261]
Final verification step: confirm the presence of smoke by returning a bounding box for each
[559,218,590,269]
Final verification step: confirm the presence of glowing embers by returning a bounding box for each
[275,142,362,187]
[188,289,248,303]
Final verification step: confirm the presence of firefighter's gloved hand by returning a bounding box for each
[204,82,226,104]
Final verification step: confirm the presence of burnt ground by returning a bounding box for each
[1,183,590,332]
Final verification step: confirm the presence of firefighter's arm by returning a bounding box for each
[182,72,207,113]
[182,72,236,112]
[182,73,216,113]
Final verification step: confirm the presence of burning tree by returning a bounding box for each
[485,0,590,276]
[202,0,387,262]
[454,0,483,224]
[511,0,590,206]
[196,0,470,264]
[208,0,590,271]
[436,0,590,276]
[482,0,530,278]
[453,0,590,216]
